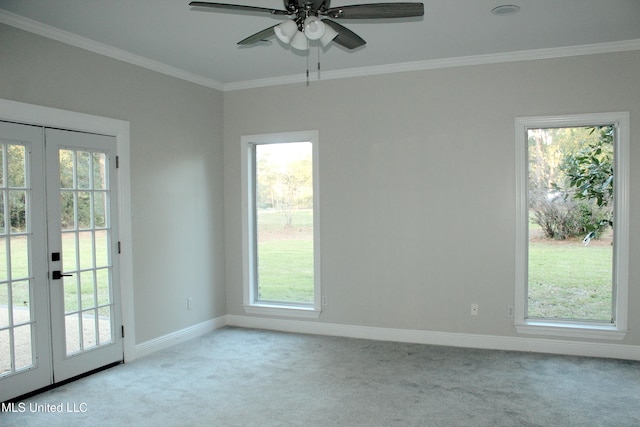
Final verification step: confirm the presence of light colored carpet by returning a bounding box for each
[2,327,639,426]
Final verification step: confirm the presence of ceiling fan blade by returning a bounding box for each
[238,25,277,45]
[324,2,424,19]
[189,1,289,16]
[323,20,366,49]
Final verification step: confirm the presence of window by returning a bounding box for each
[241,131,320,318]
[515,113,629,339]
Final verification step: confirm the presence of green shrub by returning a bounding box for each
[530,189,610,240]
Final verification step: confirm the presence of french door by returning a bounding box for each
[0,122,122,402]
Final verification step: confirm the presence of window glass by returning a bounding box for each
[527,126,613,321]
[253,141,314,305]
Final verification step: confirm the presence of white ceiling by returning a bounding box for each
[1,0,640,90]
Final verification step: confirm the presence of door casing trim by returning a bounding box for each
[0,98,136,362]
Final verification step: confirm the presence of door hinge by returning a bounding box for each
[121,325,125,338]
[118,241,121,254]
[116,155,119,169]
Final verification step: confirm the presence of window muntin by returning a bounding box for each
[515,113,629,339]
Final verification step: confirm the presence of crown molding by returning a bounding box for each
[0,9,224,91]
[224,38,640,91]
[2,8,639,93]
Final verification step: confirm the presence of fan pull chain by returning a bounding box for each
[317,44,321,80]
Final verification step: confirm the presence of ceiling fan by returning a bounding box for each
[189,0,424,50]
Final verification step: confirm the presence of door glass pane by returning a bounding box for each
[0,192,4,234]
[94,193,107,228]
[65,313,81,355]
[0,283,8,329]
[96,268,110,305]
[80,271,96,310]
[12,281,30,323]
[0,329,10,374]
[9,190,26,232]
[93,153,107,190]
[95,230,108,267]
[59,149,74,189]
[82,309,97,350]
[13,324,32,371]
[59,148,114,356]
[77,151,91,190]
[10,236,28,280]
[0,237,6,282]
[77,192,91,229]
[78,231,94,270]
[62,232,77,272]
[64,276,78,313]
[60,191,75,230]
[8,145,25,187]
[0,141,35,377]
[98,306,112,345]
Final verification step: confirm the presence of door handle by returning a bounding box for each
[51,271,73,280]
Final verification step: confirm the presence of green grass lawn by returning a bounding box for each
[528,241,612,320]
[258,239,314,303]
[0,233,111,317]
[256,209,314,304]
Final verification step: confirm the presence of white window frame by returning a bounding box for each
[241,130,321,318]
[515,112,629,340]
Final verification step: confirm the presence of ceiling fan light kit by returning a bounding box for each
[290,30,310,50]
[319,25,339,47]
[304,16,325,40]
[190,1,424,51]
[274,19,298,43]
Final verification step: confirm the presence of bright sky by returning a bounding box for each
[257,141,311,170]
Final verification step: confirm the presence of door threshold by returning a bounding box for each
[3,360,123,404]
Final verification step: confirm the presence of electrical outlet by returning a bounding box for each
[507,306,515,318]
[470,303,479,316]
[187,297,193,310]
[322,296,328,306]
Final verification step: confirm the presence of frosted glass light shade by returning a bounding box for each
[274,20,298,43]
[290,30,309,50]
[304,16,325,40]
[319,25,338,47]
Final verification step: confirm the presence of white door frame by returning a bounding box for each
[0,98,136,362]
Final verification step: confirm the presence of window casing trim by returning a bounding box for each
[514,112,629,340]
[241,130,321,317]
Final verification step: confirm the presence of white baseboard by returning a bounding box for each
[135,316,227,359]
[132,314,640,361]
[226,315,640,361]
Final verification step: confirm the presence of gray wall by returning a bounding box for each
[0,24,226,343]
[2,20,638,349]
[223,51,640,344]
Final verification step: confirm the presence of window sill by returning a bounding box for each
[515,321,627,341]
[243,303,321,319]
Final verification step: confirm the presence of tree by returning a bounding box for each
[2,146,107,232]
[560,126,614,208]
[256,148,312,228]
[529,126,613,239]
